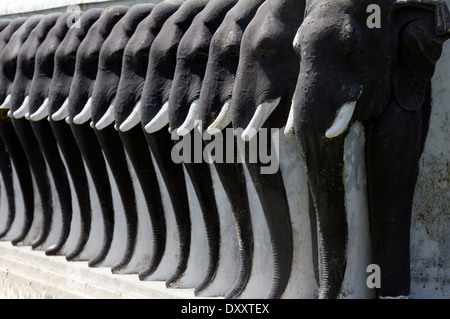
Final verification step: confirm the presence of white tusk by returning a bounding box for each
[206,99,232,135]
[284,102,296,138]
[73,97,92,125]
[241,97,281,142]
[177,99,199,137]
[144,101,169,134]
[0,94,11,108]
[95,98,116,130]
[119,100,141,132]
[325,101,357,139]
[30,98,50,122]
[52,98,69,121]
[7,110,11,118]
[13,96,30,119]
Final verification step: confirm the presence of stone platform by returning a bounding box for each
[0,241,196,299]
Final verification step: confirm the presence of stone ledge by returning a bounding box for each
[0,241,199,299]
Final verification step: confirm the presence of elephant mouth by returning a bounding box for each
[176,98,200,137]
[325,88,362,139]
[325,100,357,138]
[143,100,169,134]
[241,97,282,142]
[29,97,50,121]
[205,98,232,135]
[95,96,118,130]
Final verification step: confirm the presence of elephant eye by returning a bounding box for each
[164,44,178,61]
[256,48,276,62]
[224,45,239,60]
[110,50,124,62]
[190,50,208,62]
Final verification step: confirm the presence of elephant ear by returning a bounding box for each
[392,0,450,111]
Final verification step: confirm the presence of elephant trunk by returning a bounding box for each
[0,124,34,242]
[293,80,360,298]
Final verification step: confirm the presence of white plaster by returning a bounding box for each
[113,152,153,274]
[237,152,273,299]
[0,168,10,236]
[195,163,240,297]
[38,158,64,251]
[99,150,128,267]
[76,161,105,261]
[144,150,180,281]
[279,131,318,299]
[409,38,450,299]
[20,171,45,247]
[1,159,30,242]
[166,165,208,288]
[339,122,375,299]
[59,152,82,257]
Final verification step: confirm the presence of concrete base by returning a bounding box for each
[0,241,198,299]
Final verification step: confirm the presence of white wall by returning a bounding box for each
[0,0,163,18]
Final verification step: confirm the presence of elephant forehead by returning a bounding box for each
[179,27,211,56]
[298,10,362,52]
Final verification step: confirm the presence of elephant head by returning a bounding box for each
[133,0,209,134]
[96,0,183,130]
[167,0,239,135]
[230,0,305,141]
[197,0,265,134]
[83,3,154,127]
[67,6,128,124]
[49,9,103,121]
[27,12,73,122]
[291,0,450,298]
[0,15,43,112]
[0,17,26,59]
[10,13,60,120]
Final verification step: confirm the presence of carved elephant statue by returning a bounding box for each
[290,0,450,299]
